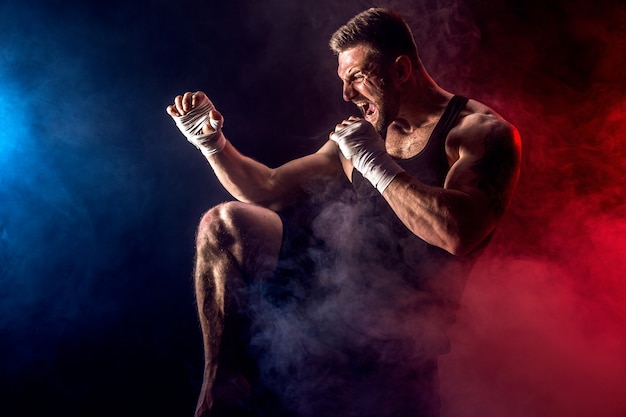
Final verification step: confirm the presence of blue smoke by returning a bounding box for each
[0,1,208,414]
[0,6,88,349]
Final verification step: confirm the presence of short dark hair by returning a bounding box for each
[329,8,419,66]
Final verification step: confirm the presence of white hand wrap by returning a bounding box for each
[173,98,226,157]
[331,120,405,193]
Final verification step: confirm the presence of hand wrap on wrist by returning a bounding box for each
[331,120,405,193]
[173,99,226,157]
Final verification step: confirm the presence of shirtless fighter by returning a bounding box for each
[166,8,521,417]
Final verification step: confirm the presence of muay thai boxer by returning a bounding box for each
[167,8,521,417]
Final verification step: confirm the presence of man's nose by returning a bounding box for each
[342,82,356,102]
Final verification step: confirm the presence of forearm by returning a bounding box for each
[382,172,495,256]
[166,92,346,211]
[205,140,296,209]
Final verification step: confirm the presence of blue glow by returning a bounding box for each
[0,73,27,169]
[0,1,155,380]
[0,44,99,358]
[0,7,209,410]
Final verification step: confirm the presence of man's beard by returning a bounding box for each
[376,115,388,140]
[375,93,399,140]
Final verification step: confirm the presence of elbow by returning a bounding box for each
[441,224,493,256]
[444,239,478,256]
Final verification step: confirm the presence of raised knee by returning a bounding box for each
[196,202,282,281]
[196,202,242,250]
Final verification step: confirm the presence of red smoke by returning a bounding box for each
[436,0,626,415]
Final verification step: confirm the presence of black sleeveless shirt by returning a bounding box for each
[254,97,480,417]
[346,96,477,353]
[273,96,478,356]
[352,95,469,195]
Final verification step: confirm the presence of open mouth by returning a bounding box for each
[358,102,377,121]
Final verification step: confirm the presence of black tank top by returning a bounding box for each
[347,96,474,352]
[352,95,469,196]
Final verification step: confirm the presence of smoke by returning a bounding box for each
[236,1,626,416]
[430,1,626,416]
[239,169,472,417]
[0,1,205,414]
[1,0,625,416]
[440,215,626,417]
[0,4,99,374]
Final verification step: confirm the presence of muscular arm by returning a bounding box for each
[382,116,521,255]
[167,91,342,211]
[206,139,341,211]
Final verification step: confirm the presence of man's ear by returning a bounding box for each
[393,55,413,83]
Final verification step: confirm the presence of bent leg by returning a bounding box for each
[193,201,283,417]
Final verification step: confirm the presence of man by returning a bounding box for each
[166,8,521,417]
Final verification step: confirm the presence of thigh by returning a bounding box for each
[201,201,283,280]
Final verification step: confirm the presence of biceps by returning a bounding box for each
[445,131,521,216]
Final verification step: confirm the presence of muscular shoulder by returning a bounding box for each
[444,99,521,215]
[446,99,520,164]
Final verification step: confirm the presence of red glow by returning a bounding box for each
[436,1,626,414]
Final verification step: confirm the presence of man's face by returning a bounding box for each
[337,44,399,135]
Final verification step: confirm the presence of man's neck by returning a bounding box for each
[383,74,455,159]
[392,71,452,133]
